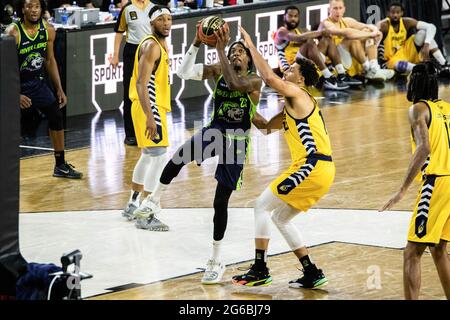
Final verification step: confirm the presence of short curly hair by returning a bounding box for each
[295,57,320,87]
[16,0,47,21]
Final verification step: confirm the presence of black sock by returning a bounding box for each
[299,255,318,274]
[254,249,267,270]
[131,191,140,202]
[54,150,65,166]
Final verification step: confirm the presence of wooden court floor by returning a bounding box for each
[18,85,450,300]
[20,89,436,213]
[89,242,447,300]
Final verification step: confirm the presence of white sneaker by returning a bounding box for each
[365,68,386,82]
[133,195,161,219]
[379,68,395,80]
[201,259,225,284]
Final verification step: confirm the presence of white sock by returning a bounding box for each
[152,182,168,203]
[321,68,333,78]
[211,240,222,261]
[362,60,371,72]
[370,59,380,72]
[406,62,415,72]
[433,50,447,66]
[335,63,346,74]
[129,190,141,206]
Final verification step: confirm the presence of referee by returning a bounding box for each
[111,0,154,146]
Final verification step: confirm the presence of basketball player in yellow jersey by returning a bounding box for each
[120,6,172,231]
[232,26,335,289]
[377,2,450,76]
[274,5,356,90]
[319,0,394,81]
[381,62,450,300]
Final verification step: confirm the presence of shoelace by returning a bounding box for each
[65,162,76,170]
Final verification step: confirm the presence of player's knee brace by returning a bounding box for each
[132,152,152,185]
[254,193,272,239]
[271,208,305,251]
[143,147,168,193]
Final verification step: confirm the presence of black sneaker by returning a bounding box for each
[232,265,272,287]
[289,268,328,289]
[53,162,83,179]
[124,137,137,146]
[338,73,363,86]
[323,75,349,90]
[438,63,450,78]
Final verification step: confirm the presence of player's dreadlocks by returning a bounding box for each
[407,61,439,103]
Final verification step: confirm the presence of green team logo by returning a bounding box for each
[20,52,44,72]
[218,101,244,122]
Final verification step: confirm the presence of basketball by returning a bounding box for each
[197,16,229,47]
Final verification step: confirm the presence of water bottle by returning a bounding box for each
[61,8,68,25]
[205,0,213,8]
[109,0,116,19]
[197,0,203,9]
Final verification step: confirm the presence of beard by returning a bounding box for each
[286,20,299,30]
[154,29,168,38]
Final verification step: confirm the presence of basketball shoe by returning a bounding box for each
[232,265,272,287]
[288,268,328,289]
[201,259,226,284]
[53,162,82,179]
[122,202,138,221]
[134,196,168,231]
[135,214,169,231]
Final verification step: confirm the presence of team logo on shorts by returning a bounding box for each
[278,182,294,195]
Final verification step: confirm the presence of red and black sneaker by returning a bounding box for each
[232,265,272,287]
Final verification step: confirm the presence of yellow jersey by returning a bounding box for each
[283,88,332,164]
[129,35,171,112]
[383,18,408,60]
[327,17,348,45]
[412,99,450,179]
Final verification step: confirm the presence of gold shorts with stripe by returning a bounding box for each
[408,175,450,244]
[131,100,169,148]
[387,36,421,70]
[269,156,335,212]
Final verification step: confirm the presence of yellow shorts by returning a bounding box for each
[131,100,169,148]
[408,175,450,244]
[387,36,421,70]
[270,156,335,212]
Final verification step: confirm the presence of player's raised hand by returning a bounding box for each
[239,26,254,48]
[215,26,230,51]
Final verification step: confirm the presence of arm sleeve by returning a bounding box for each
[416,21,436,44]
[176,44,204,81]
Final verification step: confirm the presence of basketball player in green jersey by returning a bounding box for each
[5,0,82,178]
[132,22,268,285]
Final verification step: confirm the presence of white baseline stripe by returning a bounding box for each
[20,145,54,151]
